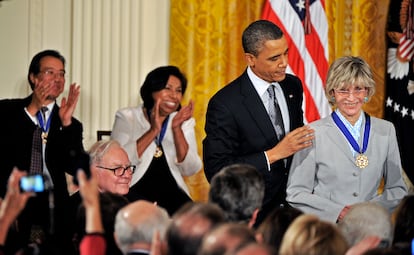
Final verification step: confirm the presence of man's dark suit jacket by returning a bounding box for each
[203,70,304,225]
[0,95,84,254]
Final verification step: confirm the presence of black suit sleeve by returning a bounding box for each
[203,89,269,182]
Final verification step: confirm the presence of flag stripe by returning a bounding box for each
[262,0,331,123]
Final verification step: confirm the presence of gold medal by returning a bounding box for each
[355,154,368,169]
[154,146,163,158]
[41,132,48,144]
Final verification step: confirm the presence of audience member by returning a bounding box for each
[0,49,85,254]
[198,223,257,255]
[69,140,134,245]
[230,243,276,255]
[0,169,32,255]
[255,207,303,252]
[338,202,393,248]
[114,200,170,255]
[346,236,382,255]
[391,194,414,255]
[203,19,314,227]
[76,169,106,255]
[88,140,135,195]
[208,163,264,227]
[111,65,202,215]
[74,192,129,255]
[287,56,408,222]
[279,214,348,255]
[167,202,225,255]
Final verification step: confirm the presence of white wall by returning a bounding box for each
[0,0,170,148]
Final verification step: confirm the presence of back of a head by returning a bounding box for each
[279,214,348,255]
[231,243,277,255]
[198,222,257,255]
[256,207,303,251]
[115,200,171,254]
[208,164,264,223]
[167,202,225,255]
[392,194,414,245]
[76,192,129,255]
[338,202,392,246]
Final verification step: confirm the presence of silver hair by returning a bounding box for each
[114,203,171,254]
[88,139,122,164]
[338,202,393,246]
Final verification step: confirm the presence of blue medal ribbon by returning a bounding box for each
[36,109,52,133]
[331,111,370,154]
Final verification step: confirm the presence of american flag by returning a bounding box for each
[262,0,331,123]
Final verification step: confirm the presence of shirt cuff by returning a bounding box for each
[264,152,271,171]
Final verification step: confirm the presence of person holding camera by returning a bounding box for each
[0,49,85,254]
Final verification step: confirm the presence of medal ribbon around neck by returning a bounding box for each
[36,109,52,134]
[331,111,371,166]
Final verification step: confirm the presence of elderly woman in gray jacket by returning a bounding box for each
[286,56,407,223]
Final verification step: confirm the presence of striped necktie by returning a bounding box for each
[267,84,285,140]
[29,107,48,174]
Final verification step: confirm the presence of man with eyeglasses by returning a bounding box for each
[89,139,135,195]
[0,49,84,254]
[68,140,134,246]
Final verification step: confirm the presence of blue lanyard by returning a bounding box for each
[331,111,370,154]
[36,109,52,133]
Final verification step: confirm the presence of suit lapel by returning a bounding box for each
[324,116,356,164]
[239,73,279,143]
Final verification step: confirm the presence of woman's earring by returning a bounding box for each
[364,97,368,103]
[331,96,336,103]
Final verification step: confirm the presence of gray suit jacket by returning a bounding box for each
[286,113,407,222]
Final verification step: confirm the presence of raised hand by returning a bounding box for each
[149,99,163,135]
[0,168,32,245]
[172,100,194,129]
[59,83,80,127]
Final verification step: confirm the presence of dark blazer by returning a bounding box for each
[203,70,304,223]
[0,95,84,254]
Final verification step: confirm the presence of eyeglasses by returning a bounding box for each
[96,165,136,176]
[39,69,66,79]
[334,87,367,96]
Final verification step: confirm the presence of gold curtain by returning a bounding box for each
[170,0,390,201]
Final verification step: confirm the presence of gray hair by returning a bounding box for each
[114,203,171,254]
[209,163,265,223]
[88,140,121,164]
[325,56,376,105]
[338,202,393,246]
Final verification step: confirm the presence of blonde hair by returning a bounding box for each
[279,214,349,255]
[325,56,376,105]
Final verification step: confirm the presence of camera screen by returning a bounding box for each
[20,175,45,192]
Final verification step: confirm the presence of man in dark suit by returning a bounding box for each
[0,49,84,254]
[203,20,314,226]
